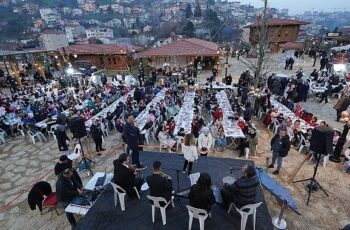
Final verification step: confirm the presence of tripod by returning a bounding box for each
[293,152,329,206]
[77,137,95,177]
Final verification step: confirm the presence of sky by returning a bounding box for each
[236,0,349,15]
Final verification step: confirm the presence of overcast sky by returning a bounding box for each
[237,0,349,15]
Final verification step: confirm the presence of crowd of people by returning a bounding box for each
[9,56,349,229]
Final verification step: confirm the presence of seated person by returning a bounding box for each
[54,155,82,186]
[56,168,84,228]
[146,161,173,202]
[188,173,215,213]
[310,117,318,127]
[113,153,144,197]
[221,164,259,209]
[333,129,341,146]
[198,127,213,156]
[157,125,176,151]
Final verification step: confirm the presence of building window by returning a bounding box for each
[113,57,117,64]
[107,57,112,65]
[100,57,104,65]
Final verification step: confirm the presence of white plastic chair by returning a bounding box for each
[244,147,250,159]
[189,173,200,186]
[68,144,82,161]
[0,128,6,144]
[297,135,306,153]
[147,195,175,225]
[186,205,210,230]
[48,124,58,140]
[110,182,140,211]
[27,131,37,144]
[228,202,262,230]
[176,136,184,151]
[17,123,25,137]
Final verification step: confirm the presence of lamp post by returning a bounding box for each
[224,47,229,79]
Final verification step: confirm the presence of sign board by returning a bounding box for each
[327,32,342,37]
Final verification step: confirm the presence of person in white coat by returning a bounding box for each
[198,127,213,156]
[183,133,198,175]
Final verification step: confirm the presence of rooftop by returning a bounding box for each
[62,44,129,55]
[138,38,219,57]
[244,18,309,28]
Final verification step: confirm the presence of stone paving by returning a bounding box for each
[0,55,349,229]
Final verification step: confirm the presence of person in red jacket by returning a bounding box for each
[212,108,223,121]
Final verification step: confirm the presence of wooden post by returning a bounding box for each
[33,54,46,80]
[286,152,312,185]
[8,59,23,88]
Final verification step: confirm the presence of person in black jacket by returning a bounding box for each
[54,155,83,186]
[243,102,254,122]
[90,119,104,152]
[188,173,215,213]
[221,164,260,210]
[27,181,52,212]
[56,168,84,227]
[225,74,232,85]
[101,74,107,86]
[55,124,70,153]
[268,127,291,175]
[123,114,146,169]
[113,153,144,197]
[146,161,173,202]
[319,80,332,103]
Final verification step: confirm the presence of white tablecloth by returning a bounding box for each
[215,91,245,138]
[173,92,196,135]
[85,89,135,127]
[134,88,167,130]
[270,97,313,132]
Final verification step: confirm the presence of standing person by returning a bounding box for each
[268,127,291,175]
[55,124,70,154]
[225,74,232,85]
[90,119,104,153]
[198,127,213,156]
[101,73,107,86]
[188,173,216,213]
[221,164,259,210]
[56,168,84,228]
[124,114,146,169]
[319,80,332,103]
[182,133,198,175]
[151,68,157,86]
[146,161,173,202]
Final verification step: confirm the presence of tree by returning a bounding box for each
[194,2,202,17]
[182,21,195,37]
[239,0,272,88]
[204,9,220,38]
[185,3,193,18]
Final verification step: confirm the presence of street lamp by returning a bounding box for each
[224,47,229,78]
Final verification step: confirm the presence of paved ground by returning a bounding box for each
[0,54,349,229]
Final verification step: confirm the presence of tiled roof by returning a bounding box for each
[244,18,309,28]
[63,44,128,55]
[138,38,219,57]
[279,42,304,50]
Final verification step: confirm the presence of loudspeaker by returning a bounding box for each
[69,116,87,138]
[309,126,333,155]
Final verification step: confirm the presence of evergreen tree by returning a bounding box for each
[194,2,202,17]
[185,3,193,18]
[182,21,195,37]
